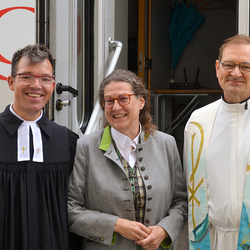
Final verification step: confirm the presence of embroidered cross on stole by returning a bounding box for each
[187,121,250,249]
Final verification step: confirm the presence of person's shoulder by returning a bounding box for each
[46,119,70,131]
[0,105,11,119]
[191,99,221,117]
[0,109,6,126]
[77,128,104,145]
[0,105,21,129]
[144,131,178,154]
[43,118,78,138]
[153,130,173,139]
[148,130,176,144]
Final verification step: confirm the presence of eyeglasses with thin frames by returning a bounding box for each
[220,60,250,74]
[14,73,55,86]
[101,93,138,109]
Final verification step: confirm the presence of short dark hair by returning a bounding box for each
[99,69,157,134]
[218,34,250,61]
[11,44,55,76]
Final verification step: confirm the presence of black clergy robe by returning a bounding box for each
[0,105,79,250]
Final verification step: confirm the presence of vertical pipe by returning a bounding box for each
[238,0,249,36]
[81,0,95,133]
[148,0,152,110]
[138,0,145,80]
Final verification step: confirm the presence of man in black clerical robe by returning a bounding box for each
[0,44,79,250]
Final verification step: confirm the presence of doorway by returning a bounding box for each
[128,0,237,157]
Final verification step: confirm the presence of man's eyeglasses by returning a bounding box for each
[101,93,138,109]
[14,74,55,86]
[220,60,250,74]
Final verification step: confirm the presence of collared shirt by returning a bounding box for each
[111,124,141,168]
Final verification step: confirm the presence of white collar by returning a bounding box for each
[10,102,43,122]
[111,124,141,151]
[221,98,249,113]
[9,104,44,162]
[111,125,141,168]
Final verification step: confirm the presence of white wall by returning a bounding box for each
[0,0,36,111]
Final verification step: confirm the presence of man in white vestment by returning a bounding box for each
[184,35,250,250]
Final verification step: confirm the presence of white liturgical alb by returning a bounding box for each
[207,100,250,249]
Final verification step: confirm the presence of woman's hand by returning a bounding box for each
[114,218,151,241]
[135,225,169,250]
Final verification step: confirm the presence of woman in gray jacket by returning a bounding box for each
[68,69,187,250]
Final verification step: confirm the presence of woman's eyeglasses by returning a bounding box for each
[101,93,138,109]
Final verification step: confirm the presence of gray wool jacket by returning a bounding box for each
[68,126,187,250]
